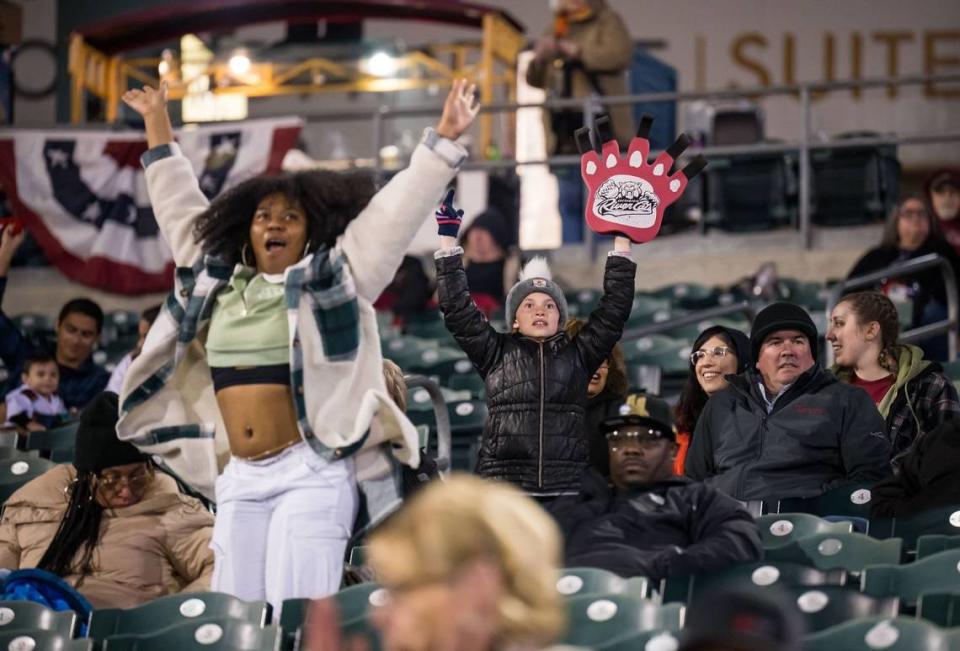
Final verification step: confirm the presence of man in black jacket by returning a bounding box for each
[549,393,762,580]
[686,302,892,501]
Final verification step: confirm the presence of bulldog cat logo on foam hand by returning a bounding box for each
[577,115,707,244]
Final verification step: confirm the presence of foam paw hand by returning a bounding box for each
[577,115,707,244]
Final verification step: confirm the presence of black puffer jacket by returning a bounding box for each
[436,252,636,494]
[548,470,763,580]
[686,365,893,500]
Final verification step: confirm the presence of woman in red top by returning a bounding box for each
[828,291,960,468]
[674,325,751,475]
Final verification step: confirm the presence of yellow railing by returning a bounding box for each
[67,11,524,156]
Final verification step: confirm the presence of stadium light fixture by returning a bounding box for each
[365,51,397,77]
[228,52,252,76]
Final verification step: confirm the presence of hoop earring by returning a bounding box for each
[241,243,253,267]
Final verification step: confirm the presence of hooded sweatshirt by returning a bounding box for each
[834,344,960,468]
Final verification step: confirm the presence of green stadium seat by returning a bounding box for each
[685,561,844,602]
[404,320,455,344]
[562,594,683,648]
[0,630,91,651]
[918,592,960,627]
[916,535,960,560]
[650,283,714,308]
[756,513,853,549]
[280,583,388,645]
[340,614,382,651]
[88,592,271,641]
[12,313,52,335]
[403,348,467,376]
[100,620,280,651]
[556,568,627,598]
[381,337,439,368]
[781,586,899,633]
[596,629,681,651]
[566,289,603,316]
[861,549,960,606]
[0,430,19,452]
[765,532,903,573]
[22,420,79,460]
[779,278,828,310]
[804,616,960,651]
[891,507,960,552]
[0,601,78,637]
[446,373,485,397]
[0,456,56,503]
[622,337,691,374]
[774,483,876,521]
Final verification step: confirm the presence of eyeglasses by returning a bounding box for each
[690,346,734,365]
[96,466,152,492]
[605,429,668,451]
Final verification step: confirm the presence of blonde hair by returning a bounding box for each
[367,474,566,646]
[382,358,407,412]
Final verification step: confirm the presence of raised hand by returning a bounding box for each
[436,188,464,238]
[0,219,26,276]
[121,82,169,118]
[436,78,481,141]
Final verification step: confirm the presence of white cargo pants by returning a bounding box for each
[210,441,358,608]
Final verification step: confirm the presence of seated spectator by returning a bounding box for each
[4,353,67,431]
[871,418,960,517]
[549,393,761,581]
[679,583,802,651]
[674,325,751,475]
[926,169,960,254]
[686,302,892,500]
[106,304,162,395]
[0,225,109,410]
[848,194,960,361]
[306,475,566,651]
[828,291,960,468]
[565,318,628,476]
[460,208,521,314]
[0,392,214,608]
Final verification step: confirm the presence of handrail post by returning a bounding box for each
[404,374,452,477]
[799,84,812,250]
[824,253,959,365]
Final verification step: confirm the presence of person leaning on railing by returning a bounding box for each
[847,193,960,362]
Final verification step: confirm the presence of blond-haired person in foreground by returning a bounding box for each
[307,474,566,651]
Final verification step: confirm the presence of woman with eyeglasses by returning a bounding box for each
[674,326,751,474]
[848,194,960,361]
[0,393,214,608]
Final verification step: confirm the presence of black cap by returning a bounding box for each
[680,583,803,651]
[600,393,676,440]
[750,302,818,363]
[73,392,147,473]
[691,325,752,372]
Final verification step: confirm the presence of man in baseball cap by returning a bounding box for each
[547,393,761,580]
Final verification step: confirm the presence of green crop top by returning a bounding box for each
[206,269,290,367]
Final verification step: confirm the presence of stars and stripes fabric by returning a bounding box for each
[0,117,302,294]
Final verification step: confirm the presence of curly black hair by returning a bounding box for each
[193,169,378,266]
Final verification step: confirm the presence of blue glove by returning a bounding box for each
[436,188,464,238]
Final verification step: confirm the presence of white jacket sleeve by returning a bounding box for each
[338,130,466,302]
[142,143,208,267]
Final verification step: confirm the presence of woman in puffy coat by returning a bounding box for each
[434,192,636,499]
[0,393,213,609]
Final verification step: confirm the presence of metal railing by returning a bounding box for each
[297,71,960,251]
[621,301,758,342]
[824,253,959,365]
[404,374,452,476]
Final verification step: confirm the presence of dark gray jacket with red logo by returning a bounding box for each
[436,250,636,495]
[685,365,892,501]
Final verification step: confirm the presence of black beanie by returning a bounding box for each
[750,302,819,362]
[691,325,752,372]
[73,392,147,473]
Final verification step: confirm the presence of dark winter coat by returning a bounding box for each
[585,393,625,477]
[548,469,763,580]
[871,418,960,517]
[436,252,636,494]
[686,365,892,501]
